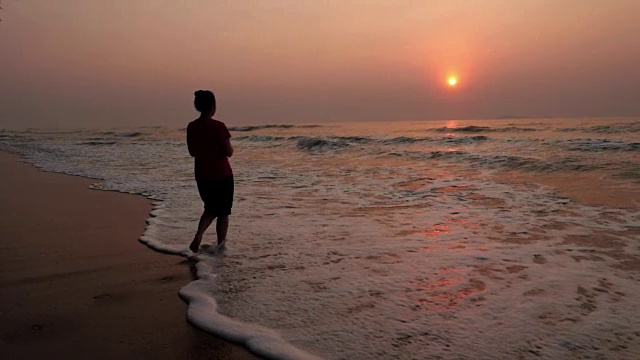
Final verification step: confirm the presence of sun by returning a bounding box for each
[448,76,458,87]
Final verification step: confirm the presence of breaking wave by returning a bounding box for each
[296,137,350,150]
[234,135,284,142]
[103,131,144,138]
[392,149,597,173]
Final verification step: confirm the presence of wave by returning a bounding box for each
[366,135,488,145]
[78,141,118,146]
[434,126,491,133]
[391,149,596,173]
[21,128,87,135]
[443,135,489,144]
[229,124,321,132]
[296,137,350,150]
[237,134,490,147]
[382,136,429,144]
[0,133,21,140]
[101,131,144,138]
[558,122,640,134]
[614,167,640,180]
[236,134,382,146]
[234,135,284,142]
[331,136,373,144]
[478,154,595,172]
[565,139,640,152]
[433,126,537,133]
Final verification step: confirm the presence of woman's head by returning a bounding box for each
[194,90,216,115]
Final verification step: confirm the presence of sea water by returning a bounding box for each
[1,118,639,359]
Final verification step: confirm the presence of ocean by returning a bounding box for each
[1,118,639,359]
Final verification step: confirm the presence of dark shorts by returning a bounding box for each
[197,176,234,217]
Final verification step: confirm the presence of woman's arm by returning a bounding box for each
[187,125,196,157]
[223,138,234,157]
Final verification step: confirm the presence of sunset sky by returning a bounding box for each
[1,0,639,128]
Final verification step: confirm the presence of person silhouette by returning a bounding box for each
[186,90,234,253]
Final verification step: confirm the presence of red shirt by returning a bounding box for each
[187,118,233,182]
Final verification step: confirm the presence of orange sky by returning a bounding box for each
[1,0,639,128]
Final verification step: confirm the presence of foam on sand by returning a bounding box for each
[179,260,322,360]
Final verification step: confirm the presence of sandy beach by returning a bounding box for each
[0,151,260,360]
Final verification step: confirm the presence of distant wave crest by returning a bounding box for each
[236,134,490,147]
[296,137,350,150]
[234,135,284,142]
[558,122,640,134]
[79,141,118,146]
[565,139,640,152]
[229,124,321,132]
[433,126,537,133]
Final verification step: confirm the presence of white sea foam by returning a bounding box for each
[179,260,323,360]
[1,118,639,359]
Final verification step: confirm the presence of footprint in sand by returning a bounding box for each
[576,286,598,314]
[595,278,626,303]
[533,254,547,264]
[507,265,528,273]
[524,288,545,296]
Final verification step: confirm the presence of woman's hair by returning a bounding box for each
[194,90,216,113]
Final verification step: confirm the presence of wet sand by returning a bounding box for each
[497,170,640,209]
[0,151,260,360]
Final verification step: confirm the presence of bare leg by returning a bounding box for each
[190,210,215,252]
[216,216,229,245]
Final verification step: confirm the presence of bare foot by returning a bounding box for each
[189,236,202,253]
[211,239,228,254]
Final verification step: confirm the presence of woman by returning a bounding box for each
[186,90,234,253]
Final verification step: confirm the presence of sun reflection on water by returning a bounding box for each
[408,267,487,311]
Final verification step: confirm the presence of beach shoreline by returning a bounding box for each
[0,151,259,360]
